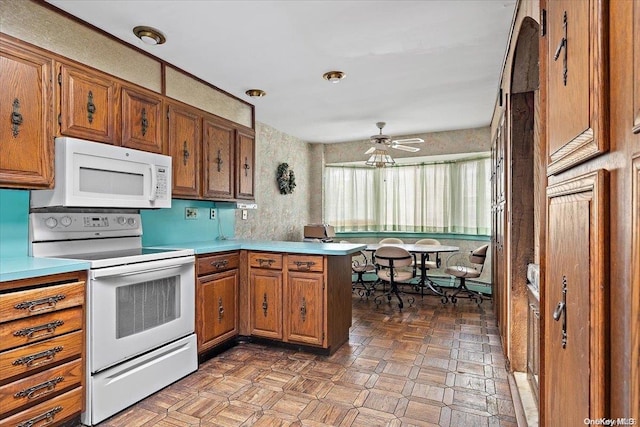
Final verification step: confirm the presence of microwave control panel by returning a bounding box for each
[156,167,168,199]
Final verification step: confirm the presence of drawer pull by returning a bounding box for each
[13,346,63,368]
[14,320,65,339]
[218,297,224,322]
[17,405,62,427]
[211,259,229,269]
[256,258,275,267]
[294,261,316,271]
[14,295,66,313]
[14,376,64,400]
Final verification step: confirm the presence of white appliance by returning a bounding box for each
[31,137,171,209]
[30,212,197,426]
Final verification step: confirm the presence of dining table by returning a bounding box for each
[365,243,459,300]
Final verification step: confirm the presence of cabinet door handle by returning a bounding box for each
[141,107,148,136]
[553,275,568,348]
[294,261,315,271]
[553,11,568,86]
[217,297,224,322]
[215,149,224,172]
[12,346,63,368]
[183,141,190,166]
[300,297,307,322]
[11,98,23,138]
[262,293,268,317]
[14,376,64,400]
[14,320,65,340]
[243,157,251,177]
[14,294,66,313]
[87,90,96,123]
[17,405,63,427]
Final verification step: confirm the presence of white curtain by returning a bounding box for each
[324,158,490,235]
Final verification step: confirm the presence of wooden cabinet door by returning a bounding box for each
[249,268,282,339]
[202,117,235,199]
[197,269,238,353]
[0,38,53,188]
[285,271,323,346]
[634,1,640,135]
[544,0,608,174]
[121,85,164,153]
[236,130,255,199]
[544,170,607,422]
[167,103,201,197]
[59,63,117,144]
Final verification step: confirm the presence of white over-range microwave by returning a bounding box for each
[31,137,172,209]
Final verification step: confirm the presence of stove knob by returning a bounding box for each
[60,216,72,227]
[117,216,127,225]
[44,217,58,228]
[127,217,136,226]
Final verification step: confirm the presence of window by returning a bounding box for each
[324,157,490,235]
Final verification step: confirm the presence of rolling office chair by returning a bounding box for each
[444,244,489,304]
[373,245,415,310]
[341,241,376,298]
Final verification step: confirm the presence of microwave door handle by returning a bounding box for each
[149,165,157,201]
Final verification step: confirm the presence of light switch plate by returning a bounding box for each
[185,207,198,219]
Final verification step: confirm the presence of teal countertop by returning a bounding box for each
[152,239,367,256]
[1,257,90,283]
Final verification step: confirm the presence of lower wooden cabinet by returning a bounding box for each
[196,252,239,354]
[249,254,283,340]
[285,270,323,346]
[0,271,86,426]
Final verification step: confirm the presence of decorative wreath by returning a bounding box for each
[276,163,296,195]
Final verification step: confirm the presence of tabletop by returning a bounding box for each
[365,243,459,253]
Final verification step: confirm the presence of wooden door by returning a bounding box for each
[0,37,53,188]
[544,170,607,422]
[121,85,164,153]
[236,130,255,199]
[545,0,607,174]
[286,271,323,346]
[202,117,235,199]
[632,155,640,420]
[167,103,201,198]
[249,268,282,339]
[197,269,238,353]
[58,63,117,144]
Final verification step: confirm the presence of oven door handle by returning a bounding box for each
[91,256,195,279]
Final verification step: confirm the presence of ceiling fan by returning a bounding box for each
[364,122,424,155]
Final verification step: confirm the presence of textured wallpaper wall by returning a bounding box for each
[234,122,316,241]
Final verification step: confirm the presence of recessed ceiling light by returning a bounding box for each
[245,89,267,98]
[323,71,346,83]
[133,26,166,45]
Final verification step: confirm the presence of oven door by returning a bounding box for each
[89,256,195,372]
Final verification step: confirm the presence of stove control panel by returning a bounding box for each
[30,212,142,240]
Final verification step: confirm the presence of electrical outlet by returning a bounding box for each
[242,209,248,220]
[209,208,217,220]
[185,207,198,219]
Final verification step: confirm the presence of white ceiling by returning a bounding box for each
[46,0,516,143]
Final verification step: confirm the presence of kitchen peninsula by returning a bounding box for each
[156,240,366,357]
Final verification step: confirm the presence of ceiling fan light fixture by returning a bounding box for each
[365,149,395,168]
[245,89,267,98]
[323,71,346,83]
[133,26,166,45]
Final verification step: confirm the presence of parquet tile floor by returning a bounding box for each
[98,293,517,427]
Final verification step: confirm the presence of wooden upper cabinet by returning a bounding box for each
[58,63,117,144]
[203,117,235,199]
[0,37,54,189]
[167,102,201,198]
[121,85,164,153]
[236,129,255,199]
[544,0,608,175]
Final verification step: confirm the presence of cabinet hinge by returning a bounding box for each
[57,72,62,85]
[57,113,61,125]
[322,332,325,340]
[541,8,547,37]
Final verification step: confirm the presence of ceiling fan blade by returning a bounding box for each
[364,147,376,155]
[392,144,420,153]
[392,137,424,144]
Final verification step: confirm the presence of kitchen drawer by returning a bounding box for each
[0,331,83,383]
[0,385,82,427]
[0,307,83,352]
[197,251,239,276]
[0,359,82,417]
[287,255,324,273]
[0,281,85,323]
[249,252,283,270]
